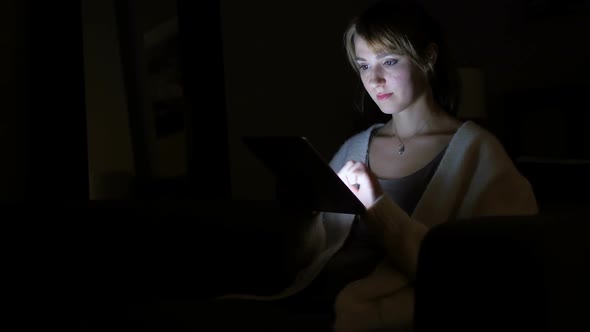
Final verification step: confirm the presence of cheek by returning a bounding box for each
[389,70,410,87]
[390,70,424,97]
[359,75,373,92]
[359,73,370,86]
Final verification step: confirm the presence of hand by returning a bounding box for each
[337,161,383,209]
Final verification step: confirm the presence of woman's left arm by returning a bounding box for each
[361,194,427,280]
[355,161,539,280]
[338,160,427,279]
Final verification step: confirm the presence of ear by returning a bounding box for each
[426,43,438,66]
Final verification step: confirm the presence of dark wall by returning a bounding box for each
[2,1,90,199]
[83,0,135,181]
[417,0,589,159]
[5,0,586,199]
[223,0,589,199]
[27,2,89,199]
[0,1,27,198]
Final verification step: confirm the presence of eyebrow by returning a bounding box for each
[355,52,395,61]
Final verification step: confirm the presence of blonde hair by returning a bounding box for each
[343,1,459,115]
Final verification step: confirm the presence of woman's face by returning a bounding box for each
[354,36,429,115]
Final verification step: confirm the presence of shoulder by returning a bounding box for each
[457,120,497,140]
[452,121,510,160]
[445,122,539,215]
[329,123,385,169]
[346,123,384,145]
[443,120,521,181]
[450,121,534,196]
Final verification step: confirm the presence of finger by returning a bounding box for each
[346,162,366,181]
[338,160,357,175]
[348,161,367,173]
[347,163,374,189]
[337,160,357,183]
[337,162,362,193]
[348,163,384,201]
[345,163,363,184]
[350,170,370,189]
[346,172,358,186]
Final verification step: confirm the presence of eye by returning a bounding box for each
[384,59,398,66]
[358,64,369,71]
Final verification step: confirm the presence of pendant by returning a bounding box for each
[398,144,405,155]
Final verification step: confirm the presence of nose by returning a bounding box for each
[368,67,385,89]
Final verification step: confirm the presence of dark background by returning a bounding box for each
[1,0,588,330]
[2,0,588,200]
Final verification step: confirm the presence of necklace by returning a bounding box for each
[391,118,430,155]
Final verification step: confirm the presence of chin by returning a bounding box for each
[378,107,404,115]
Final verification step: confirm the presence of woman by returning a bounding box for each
[212,1,538,331]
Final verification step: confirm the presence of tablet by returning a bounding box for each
[242,136,366,214]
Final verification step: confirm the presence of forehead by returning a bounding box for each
[354,36,396,58]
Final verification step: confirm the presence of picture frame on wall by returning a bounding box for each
[115,1,188,182]
[114,0,231,198]
[144,17,186,139]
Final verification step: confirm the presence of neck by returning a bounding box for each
[389,94,439,138]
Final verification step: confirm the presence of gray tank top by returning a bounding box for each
[299,132,447,303]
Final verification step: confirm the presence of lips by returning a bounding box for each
[376,93,393,101]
